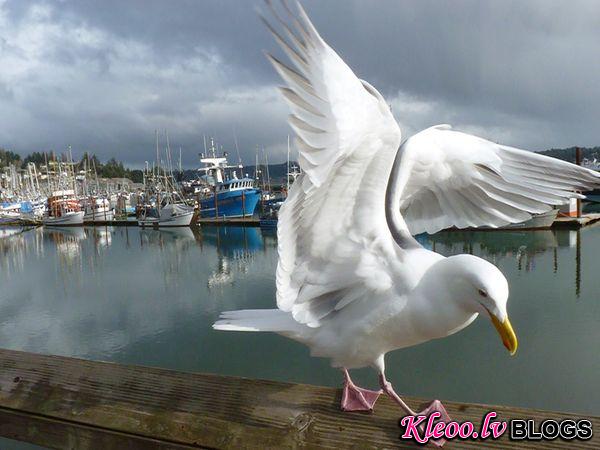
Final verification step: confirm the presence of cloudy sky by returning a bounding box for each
[1,0,599,168]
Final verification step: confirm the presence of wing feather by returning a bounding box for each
[264,1,404,327]
[397,126,600,234]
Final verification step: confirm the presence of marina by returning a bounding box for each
[2,0,600,448]
[4,147,600,232]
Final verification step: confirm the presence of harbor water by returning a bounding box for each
[0,224,599,427]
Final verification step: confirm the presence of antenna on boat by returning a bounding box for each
[233,129,242,166]
[210,138,216,158]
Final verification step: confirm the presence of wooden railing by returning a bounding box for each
[0,349,596,449]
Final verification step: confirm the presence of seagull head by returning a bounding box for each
[445,254,518,355]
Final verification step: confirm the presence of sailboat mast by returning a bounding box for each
[263,147,271,193]
[254,151,259,185]
[286,135,290,192]
[68,145,75,193]
[155,129,159,178]
[83,157,88,197]
[233,130,242,166]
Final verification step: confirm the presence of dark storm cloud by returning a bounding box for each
[0,0,599,168]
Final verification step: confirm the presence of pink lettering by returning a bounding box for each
[459,421,474,438]
[432,420,446,439]
[445,421,459,438]
[400,415,428,444]
[480,411,496,438]
[399,410,508,445]
[490,419,507,438]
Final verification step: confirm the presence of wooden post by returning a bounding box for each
[576,230,581,298]
[576,147,582,218]
[242,189,246,219]
[197,192,201,219]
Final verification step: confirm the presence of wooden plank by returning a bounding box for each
[0,408,201,450]
[83,220,138,226]
[0,348,597,449]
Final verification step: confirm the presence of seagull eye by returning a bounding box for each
[478,289,488,298]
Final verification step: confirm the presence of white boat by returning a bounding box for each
[0,204,21,221]
[497,209,558,230]
[82,197,114,223]
[138,130,195,227]
[469,209,558,231]
[43,210,84,226]
[42,190,84,226]
[138,203,194,227]
[0,199,46,221]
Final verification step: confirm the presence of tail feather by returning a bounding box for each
[213,309,299,333]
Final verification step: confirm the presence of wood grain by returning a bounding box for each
[0,348,596,449]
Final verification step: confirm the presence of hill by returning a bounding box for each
[537,146,600,164]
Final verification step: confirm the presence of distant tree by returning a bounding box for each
[127,169,144,183]
[100,157,126,178]
[538,147,600,164]
[78,152,103,174]
[0,148,21,168]
[21,151,48,168]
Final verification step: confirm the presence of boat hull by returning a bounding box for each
[138,210,194,227]
[200,189,260,219]
[498,209,558,230]
[468,209,558,231]
[83,208,114,223]
[43,211,85,226]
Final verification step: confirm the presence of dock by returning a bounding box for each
[0,348,596,449]
[552,213,600,229]
[4,213,600,231]
[197,217,260,227]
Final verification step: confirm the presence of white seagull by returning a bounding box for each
[214,0,600,439]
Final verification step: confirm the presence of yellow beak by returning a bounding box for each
[490,314,518,355]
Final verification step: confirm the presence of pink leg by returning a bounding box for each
[340,369,382,412]
[379,373,451,447]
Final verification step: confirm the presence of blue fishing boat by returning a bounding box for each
[197,144,261,219]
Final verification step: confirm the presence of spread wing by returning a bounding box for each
[263,1,404,327]
[395,125,600,235]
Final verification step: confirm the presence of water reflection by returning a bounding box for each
[202,227,267,288]
[91,226,113,250]
[425,230,558,264]
[0,226,37,275]
[139,227,200,247]
[422,229,582,296]
[0,226,225,362]
[43,227,86,270]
